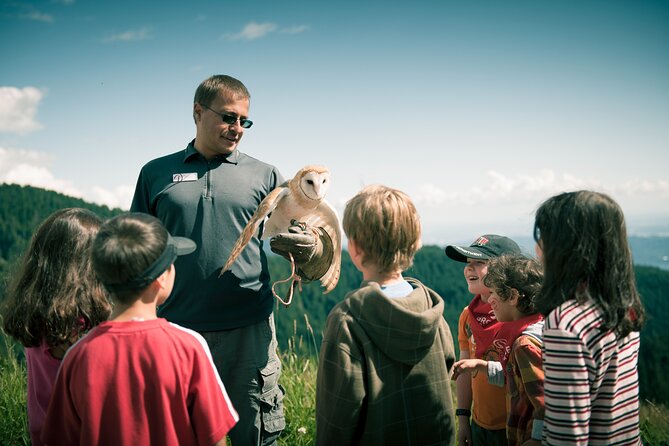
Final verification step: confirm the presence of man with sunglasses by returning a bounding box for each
[130,75,330,445]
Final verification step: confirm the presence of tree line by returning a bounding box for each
[1,183,667,406]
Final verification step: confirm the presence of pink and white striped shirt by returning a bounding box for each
[542,299,641,445]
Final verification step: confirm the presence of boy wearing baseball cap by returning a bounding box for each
[41,212,238,446]
[445,235,521,446]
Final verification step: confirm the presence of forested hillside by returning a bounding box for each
[269,249,669,406]
[1,183,668,406]
[0,184,120,272]
[268,246,470,355]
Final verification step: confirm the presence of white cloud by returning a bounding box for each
[416,183,453,207]
[224,22,309,41]
[415,170,669,244]
[0,147,81,197]
[89,185,133,210]
[0,147,131,210]
[0,87,45,135]
[225,22,278,41]
[103,27,152,43]
[616,179,669,196]
[21,11,54,22]
[9,3,55,23]
[281,25,310,34]
[413,169,669,208]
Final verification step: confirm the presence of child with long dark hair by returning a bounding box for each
[533,190,645,445]
[41,212,238,445]
[1,208,112,446]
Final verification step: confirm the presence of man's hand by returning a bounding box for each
[269,220,334,282]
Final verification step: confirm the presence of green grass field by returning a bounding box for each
[0,332,30,446]
[1,326,667,445]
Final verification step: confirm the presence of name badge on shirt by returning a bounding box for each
[173,172,198,182]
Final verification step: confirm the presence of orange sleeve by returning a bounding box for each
[457,306,471,357]
[459,304,507,430]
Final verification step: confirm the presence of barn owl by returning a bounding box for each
[221,165,342,293]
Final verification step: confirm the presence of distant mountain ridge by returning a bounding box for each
[510,235,669,271]
[2,183,667,269]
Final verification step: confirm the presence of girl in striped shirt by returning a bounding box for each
[533,190,645,445]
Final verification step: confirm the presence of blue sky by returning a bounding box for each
[1,0,668,244]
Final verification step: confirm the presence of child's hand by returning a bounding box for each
[451,359,487,380]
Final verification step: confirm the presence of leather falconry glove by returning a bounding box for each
[269,220,334,282]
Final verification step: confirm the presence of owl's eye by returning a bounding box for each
[307,180,314,185]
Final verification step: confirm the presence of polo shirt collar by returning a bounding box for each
[183,139,240,164]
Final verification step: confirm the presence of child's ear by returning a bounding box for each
[347,239,366,270]
[509,288,521,307]
[155,265,174,289]
[348,239,360,257]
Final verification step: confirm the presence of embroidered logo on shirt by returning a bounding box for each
[173,173,198,182]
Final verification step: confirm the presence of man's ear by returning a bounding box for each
[193,103,202,122]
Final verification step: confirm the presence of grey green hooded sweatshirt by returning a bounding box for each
[316,278,456,445]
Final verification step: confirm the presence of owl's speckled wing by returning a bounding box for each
[221,186,289,274]
[304,199,342,294]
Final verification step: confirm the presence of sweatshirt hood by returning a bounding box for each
[344,278,445,365]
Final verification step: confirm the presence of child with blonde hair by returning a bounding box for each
[316,184,456,445]
[1,208,112,446]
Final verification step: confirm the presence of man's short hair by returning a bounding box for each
[194,74,250,108]
[343,184,422,274]
[92,213,169,304]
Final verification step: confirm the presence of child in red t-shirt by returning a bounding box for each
[41,213,238,446]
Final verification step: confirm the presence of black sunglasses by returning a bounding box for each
[201,104,253,129]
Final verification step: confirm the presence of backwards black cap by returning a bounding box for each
[104,234,196,292]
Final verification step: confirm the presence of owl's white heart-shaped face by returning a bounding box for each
[299,170,330,201]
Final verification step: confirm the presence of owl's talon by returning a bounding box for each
[290,219,308,231]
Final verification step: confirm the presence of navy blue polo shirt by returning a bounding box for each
[130,141,284,331]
